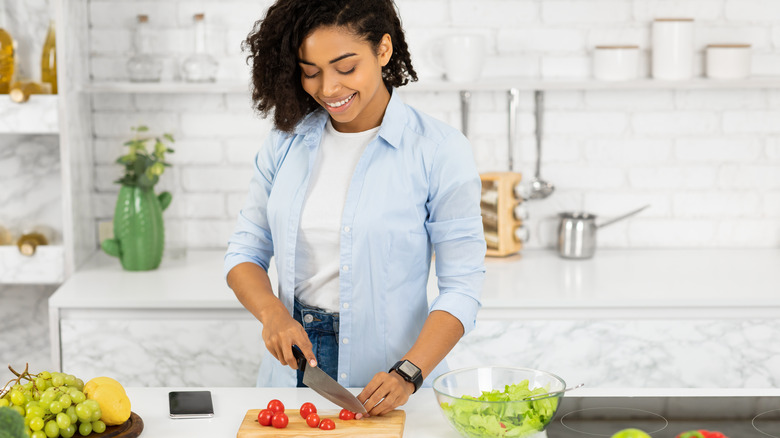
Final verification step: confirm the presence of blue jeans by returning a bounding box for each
[293,297,340,387]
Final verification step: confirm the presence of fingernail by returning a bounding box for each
[355,413,363,420]
[310,359,317,367]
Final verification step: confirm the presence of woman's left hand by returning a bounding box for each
[357,371,415,417]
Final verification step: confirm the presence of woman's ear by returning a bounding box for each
[378,33,393,67]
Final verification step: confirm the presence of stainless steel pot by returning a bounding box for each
[557,205,649,259]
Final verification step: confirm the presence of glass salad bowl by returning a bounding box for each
[433,366,566,438]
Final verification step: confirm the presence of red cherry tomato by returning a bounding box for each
[257,409,273,427]
[266,399,285,414]
[338,409,355,420]
[319,418,336,430]
[300,402,317,419]
[271,412,289,429]
[305,412,320,428]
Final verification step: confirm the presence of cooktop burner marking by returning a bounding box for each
[752,408,780,438]
[559,407,669,437]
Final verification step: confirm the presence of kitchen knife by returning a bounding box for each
[292,345,368,414]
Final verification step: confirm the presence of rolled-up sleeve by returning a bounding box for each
[224,130,283,279]
[425,131,486,335]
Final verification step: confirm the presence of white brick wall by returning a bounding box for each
[86,0,780,249]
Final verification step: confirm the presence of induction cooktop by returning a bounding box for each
[544,395,780,437]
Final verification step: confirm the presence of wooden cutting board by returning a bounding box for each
[237,409,405,437]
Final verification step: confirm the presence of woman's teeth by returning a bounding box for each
[326,93,355,108]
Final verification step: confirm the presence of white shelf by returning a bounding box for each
[0,245,65,285]
[83,76,780,94]
[0,95,59,134]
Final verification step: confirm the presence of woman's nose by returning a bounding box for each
[321,72,341,97]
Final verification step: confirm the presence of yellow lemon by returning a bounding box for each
[84,377,131,426]
[83,376,126,397]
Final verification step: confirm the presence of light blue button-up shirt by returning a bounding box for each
[225,90,486,388]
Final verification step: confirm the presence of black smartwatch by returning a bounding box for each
[389,360,423,394]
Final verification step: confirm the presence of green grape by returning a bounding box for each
[40,371,52,380]
[66,406,78,424]
[56,412,72,429]
[73,379,84,391]
[89,408,102,422]
[60,424,76,438]
[74,402,92,421]
[27,406,45,419]
[0,398,8,407]
[69,389,86,404]
[91,420,106,434]
[10,389,26,405]
[42,388,58,404]
[51,374,64,387]
[26,400,40,410]
[35,377,48,390]
[10,405,24,416]
[49,400,63,414]
[59,393,72,408]
[29,416,44,431]
[23,382,34,391]
[31,430,47,438]
[44,420,59,438]
[78,421,92,436]
[64,375,77,386]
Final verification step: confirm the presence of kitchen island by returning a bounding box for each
[48,249,780,388]
[125,386,780,437]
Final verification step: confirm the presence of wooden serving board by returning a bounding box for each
[91,412,143,438]
[237,409,405,438]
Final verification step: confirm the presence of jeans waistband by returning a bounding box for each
[293,297,339,334]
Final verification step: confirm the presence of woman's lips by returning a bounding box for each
[323,93,356,113]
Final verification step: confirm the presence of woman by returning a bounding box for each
[224,0,485,416]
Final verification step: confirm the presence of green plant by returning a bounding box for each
[0,406,26,438]
[116,125,175,189]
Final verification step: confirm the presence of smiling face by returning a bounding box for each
[298,26,393,133]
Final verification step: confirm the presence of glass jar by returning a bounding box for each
[181,13,218,82]
[126,15,162,82]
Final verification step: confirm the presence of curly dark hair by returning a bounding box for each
[242,0,418,133]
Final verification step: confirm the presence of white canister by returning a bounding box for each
[706,44,751,79]
[593,45,640,81]
[431,34,486,82]
[652,18,694,80]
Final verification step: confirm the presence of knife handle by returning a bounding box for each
[291,345,307,371]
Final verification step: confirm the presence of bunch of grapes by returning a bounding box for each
[0,364,106,438]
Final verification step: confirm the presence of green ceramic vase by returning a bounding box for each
[101,185,172,271]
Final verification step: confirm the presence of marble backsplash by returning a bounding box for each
[0,285,58,385]
[57,317,780,389]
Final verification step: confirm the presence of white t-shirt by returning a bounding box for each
[294,119,379,312]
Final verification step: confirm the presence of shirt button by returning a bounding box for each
[342,338,349,345]
[344,226,351,232]
[303,314,314,323]
[341,373,347,379]
[342,302,350,309]
[342,265,349,272]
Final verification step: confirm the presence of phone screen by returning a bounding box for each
[168,391,214,418]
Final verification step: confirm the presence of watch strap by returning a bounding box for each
[389,360,423,394]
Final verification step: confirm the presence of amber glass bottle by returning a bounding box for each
[41,20,57,94]
[0,1,16,93]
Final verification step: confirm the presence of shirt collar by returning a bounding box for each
[293,87,407,149]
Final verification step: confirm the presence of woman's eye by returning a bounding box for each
[302,71,319,79]
[338,67,356,75]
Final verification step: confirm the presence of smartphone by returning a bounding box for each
[168,391,214,419]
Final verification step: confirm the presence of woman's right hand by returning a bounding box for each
[261,304,317,370]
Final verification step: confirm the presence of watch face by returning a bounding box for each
[399,361,420,379]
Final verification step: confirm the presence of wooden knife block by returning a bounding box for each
[480,172,524,257]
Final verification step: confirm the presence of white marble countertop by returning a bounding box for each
[49,248,780,319]
[124,386,780,438]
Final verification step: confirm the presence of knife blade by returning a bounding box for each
[292,345,367,414]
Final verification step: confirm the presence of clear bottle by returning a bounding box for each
[181,13,218,82]
[0,0,15,94]
[41,20,57,94]
[126,15,162,82]
[16,226,56,257]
